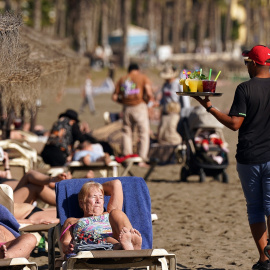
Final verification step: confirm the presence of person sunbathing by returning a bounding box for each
[0,151,95,206]
[14,202,59,225]
[1,168,71,206]
[0,204,36,259]
[72,140,111,166]
[60,180,142,256]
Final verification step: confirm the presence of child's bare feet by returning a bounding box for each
[130,228,142,250]
[0,244,8,259]
[119,227,134,250]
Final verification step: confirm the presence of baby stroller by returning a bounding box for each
[179,106,229,183]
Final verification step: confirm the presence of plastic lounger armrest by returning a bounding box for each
[0,258,37,270]
[19,222,58,232]
[63,249,176,270]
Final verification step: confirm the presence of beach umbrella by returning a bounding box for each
[0,12,87,137]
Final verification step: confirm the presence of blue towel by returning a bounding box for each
[0,204,20,238]
[55,176,153,249]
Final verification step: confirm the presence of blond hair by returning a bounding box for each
[78,181,104,202]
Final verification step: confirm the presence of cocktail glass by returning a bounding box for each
[189,79,198,92]
[202,80,217,93]
[183,82,189,92]
[197,80,203,92]
[179,78,189,92]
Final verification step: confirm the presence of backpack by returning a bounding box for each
[46,117,73,155]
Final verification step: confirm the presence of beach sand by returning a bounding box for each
[28,77,257,270]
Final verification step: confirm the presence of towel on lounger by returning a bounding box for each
[55,176,153,249]
[0,204,20,238]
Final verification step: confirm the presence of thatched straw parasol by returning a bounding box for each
[0,12,88,114]
[0,12,88,137]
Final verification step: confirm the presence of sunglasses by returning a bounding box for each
[244,59,253,65]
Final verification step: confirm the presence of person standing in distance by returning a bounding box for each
[112,63,153,167]
[79,72,96,115]
[193,45,270,270]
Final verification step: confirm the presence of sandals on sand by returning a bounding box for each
[252,260,270,270]
[265,239,270,260]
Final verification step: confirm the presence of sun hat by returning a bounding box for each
[160,65,179,79]
[242,45,270,66]
[59,109,79,122]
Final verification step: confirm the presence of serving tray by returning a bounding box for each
[176,92,223,97]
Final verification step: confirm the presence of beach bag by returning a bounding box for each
[46,117,73,155]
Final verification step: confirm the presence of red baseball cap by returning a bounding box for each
[242,45,270,66]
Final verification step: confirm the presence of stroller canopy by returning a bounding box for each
[188,106,224,130]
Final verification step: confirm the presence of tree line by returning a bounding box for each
[2,0,270,67]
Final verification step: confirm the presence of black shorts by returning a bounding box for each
[25,207,43,219]
[0,178,17,185]
[41,145,67,166]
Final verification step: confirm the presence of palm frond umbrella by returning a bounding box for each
[0,12,87,137]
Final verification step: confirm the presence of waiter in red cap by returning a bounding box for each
[194,45,270,270]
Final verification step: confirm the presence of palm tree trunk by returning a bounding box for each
[33,0,42,31]
[120,0,131,68]
[196,0,209,51]
[55,0,66,38]
[67,0,80,50]
[215,2,222,52]
[208,0,222,52]
[223,0,232,51]
[147,0,155,55]
[172,0,181,53]
[162,1,169,44]
[101,0,109,47]
[92,2,101,50]
[135,0,144,27]
[185,0,193,52]
[154,0,162,47]
[4,0,11,10]
[109,0,121,32]
[245,0,251,47]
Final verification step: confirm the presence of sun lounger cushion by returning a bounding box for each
[55,176,153,249]
[0,204,20,237]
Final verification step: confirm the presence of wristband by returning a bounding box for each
[5,168,10,171]
[206,105,213,112]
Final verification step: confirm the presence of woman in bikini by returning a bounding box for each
[60,180,142,255]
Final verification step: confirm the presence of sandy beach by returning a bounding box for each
[27,74,257,270]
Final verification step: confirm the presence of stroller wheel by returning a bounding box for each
[199,169,206,183]
[222,171,229,183]
[213,174,221,182]
[180,166,188,182]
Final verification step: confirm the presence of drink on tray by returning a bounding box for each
[179,79,189,92]
[188,79,198,92]
[197,80,203,92]
[202,80,217,93]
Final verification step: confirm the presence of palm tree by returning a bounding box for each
[147,0,155,55]
[101,0,109,48]
[120,0,131,68]
[185,0,193,53]
[33,0,42,31]
[172,0,181,53]
[54,0,66,38]
[195,0,210,52]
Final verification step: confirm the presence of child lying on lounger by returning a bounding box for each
[72,140,111,166]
